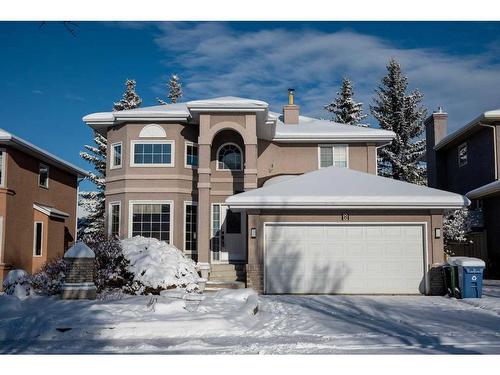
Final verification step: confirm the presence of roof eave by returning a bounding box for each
[226,202,468,210]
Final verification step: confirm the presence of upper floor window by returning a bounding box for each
[185,142,198,168]
[0,149,5,187]
[319,144,348,168]
[110,142,122,169]
[458,143,468,167]
[130,140,174,167]
[39,163,49,188]
[217,143,242,171]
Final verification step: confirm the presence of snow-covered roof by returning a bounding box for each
[0,129,88,177]
[33,203,70,219]
[187,96,268,110]
[266,111,395,143]
[466,180,500,199]
[435,108,500,150]
[226,167,469,209]
[64,242,95,259]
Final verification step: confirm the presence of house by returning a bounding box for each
[0,129,87,283]
[83,91,468,295]
[425,107,500,278]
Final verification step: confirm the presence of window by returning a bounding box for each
[319,145,348,168]
[131,141,174,167]
[211,204,221,258]
[39,164,49,188]
[217,143,242,171]
[0,149,5,187]
[185,142,198,168]
[111,142,122,169]
[130,202,172,242]
[33,222,43,256]
[109,202,121,237]
[225,210,241,234]
[184,202,197,253]
[458,143,468,167]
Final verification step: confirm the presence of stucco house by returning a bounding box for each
[0,129,87,283]
[83,91,468,295]
[426,107,500,278]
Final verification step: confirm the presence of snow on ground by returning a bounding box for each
[1,284,500,354]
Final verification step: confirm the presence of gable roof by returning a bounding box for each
[226,166,469,209]
[0,128,87,177]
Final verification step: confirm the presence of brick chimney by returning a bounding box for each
[283,88,300,124]
[425,107,448,188]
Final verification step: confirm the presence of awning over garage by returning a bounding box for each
[226,166,469,210]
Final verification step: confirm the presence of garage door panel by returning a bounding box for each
[265,224,425,294]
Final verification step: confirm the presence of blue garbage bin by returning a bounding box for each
[454,257,486,298]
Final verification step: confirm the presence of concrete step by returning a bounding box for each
[204,280,246,291]
[210,263,246,272]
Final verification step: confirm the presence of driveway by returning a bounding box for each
[1,282,499,354]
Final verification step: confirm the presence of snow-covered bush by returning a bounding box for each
[85,232,131,292]
[2,269,32,298]
[443,208,472,254]
[30,258,69,295]
[121,236,200,295]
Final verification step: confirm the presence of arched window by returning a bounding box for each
[217,143,242,171]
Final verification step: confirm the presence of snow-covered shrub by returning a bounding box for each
[2,269,32,298]
[121,236,200,295]
[443,208,472,255]
[30,258,69,295]
[84,232,131,292]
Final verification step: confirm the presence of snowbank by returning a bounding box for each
[121,236,200,293]
[2,269,31,298]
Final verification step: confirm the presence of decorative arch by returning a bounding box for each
[205,121,248,145]
[216,142,243,171]
[139,124,167,138]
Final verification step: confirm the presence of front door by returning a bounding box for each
[211,204,246,263]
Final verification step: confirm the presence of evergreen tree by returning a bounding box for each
[157,74,183,104]
[325,77,367,126]
[79,79,142,237]
[113,79,142,111]
[370,58,427,185]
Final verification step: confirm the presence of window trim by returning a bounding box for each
[129,140,175,168]
[458,142,468,168]
[183,201,198,254]
[128,200,174,244]
[38,163,49,188]
[108,201,121,237]
[33,221,44,257]
[0,148,6,188]
[317,144,349,169]
[184,141,199,169]
[216,142,243,171]
[110,142,123,170]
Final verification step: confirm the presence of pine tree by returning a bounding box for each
[325,77,367,126]
[113,79,142,111]
[370,59,427,185]
[157,74,183,104]
[79,79,142,237]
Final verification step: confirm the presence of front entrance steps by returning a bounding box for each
[205,263,246,291]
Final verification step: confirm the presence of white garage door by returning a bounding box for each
[265,223,426,294]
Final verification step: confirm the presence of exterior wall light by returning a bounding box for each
[434,228,441,239]
[250,228,257,239]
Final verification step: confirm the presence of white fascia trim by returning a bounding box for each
[272,136,395,143]
[33,203,70,219]
[188,107,266,113]
[466,180,500,199]
[226,203,466,210]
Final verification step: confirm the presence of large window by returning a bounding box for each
[39,164,49,188]
[111,142,122,169]
[458,143,468,167]
[130,201,172,242]
[0,149,5,187]
[319,145,348,168]
[131,141,174,167]
[109,202,121,237]
[217,143,242,171]
[33,222,43,256]
[184,202,197,253]
[185,142,198,168]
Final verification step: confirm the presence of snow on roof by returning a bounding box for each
[64,242,95,259]
[226,166,469,209]
[0,129,88,177]
[187,96,268,109]
[466,180,500,199]
[83,103,190,124]
[267,111,395,143]
[435,108,500,150]
[33,203,70,219]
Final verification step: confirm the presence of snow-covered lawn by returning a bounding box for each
[1,283,500,354]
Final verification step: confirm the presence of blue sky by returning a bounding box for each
[1,21,500,190]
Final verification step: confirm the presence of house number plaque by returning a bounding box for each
[341,212,349,221]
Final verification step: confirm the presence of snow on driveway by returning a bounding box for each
[1,285,500,354]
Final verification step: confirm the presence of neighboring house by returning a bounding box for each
[0,129,87,283]
[83,91,467,295]
[426,107,500,277]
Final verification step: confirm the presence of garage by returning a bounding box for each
[264,223,426,294]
